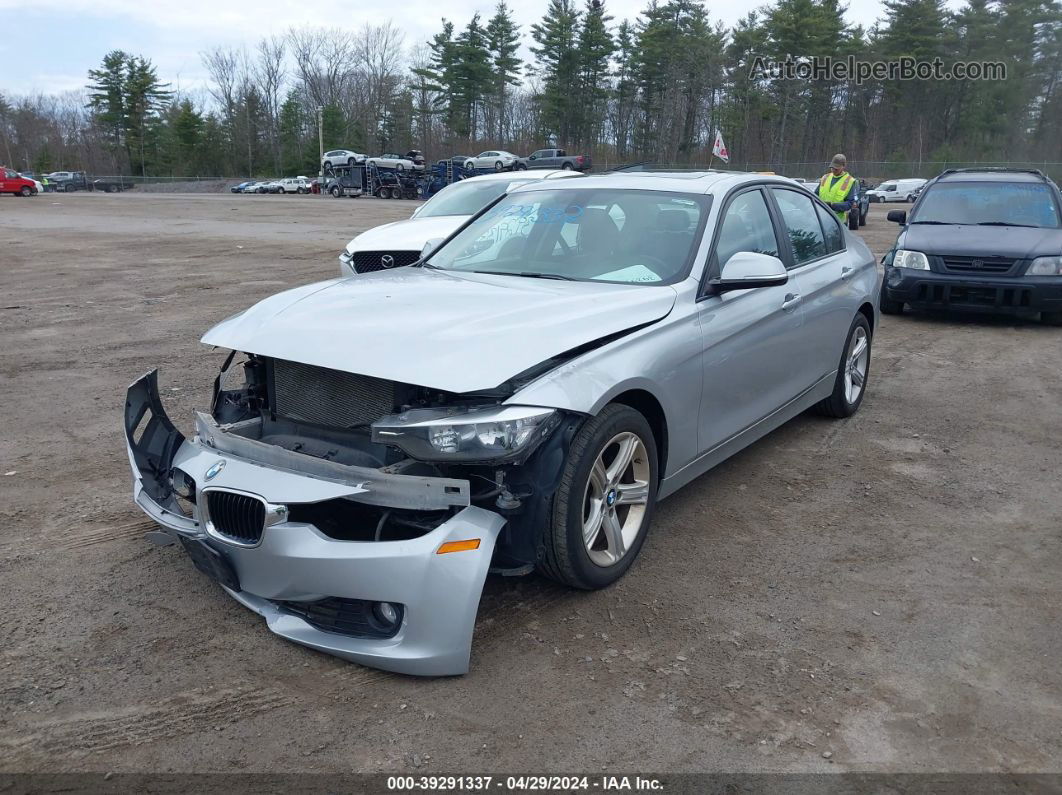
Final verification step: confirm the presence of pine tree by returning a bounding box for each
[576,0,615,147]
[486,2,523,142]
[453,14,494,139]
[531,0,582,144]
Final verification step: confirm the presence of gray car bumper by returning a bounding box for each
[125,371,504,676]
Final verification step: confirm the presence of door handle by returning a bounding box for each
[840,266,854,280]
[781,293,802,311]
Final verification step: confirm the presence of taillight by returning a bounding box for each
[576,155,584,165]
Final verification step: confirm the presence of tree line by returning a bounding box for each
[1,0,1059,180]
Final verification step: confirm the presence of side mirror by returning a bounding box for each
[887,210,907,225]
[421,237,444,259]
[710,251,788,293]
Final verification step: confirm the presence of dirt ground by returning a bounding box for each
[1,191,1059,775]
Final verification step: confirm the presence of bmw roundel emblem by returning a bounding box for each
[204,460,226,481]
[381,254,395,268]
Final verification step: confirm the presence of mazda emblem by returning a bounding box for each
[381,254,395,268]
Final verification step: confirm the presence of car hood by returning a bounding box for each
[201,267,678,394]
[899,224,1062,259]
[345,215,469,255]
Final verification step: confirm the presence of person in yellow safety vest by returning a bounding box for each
[818,153,857,223]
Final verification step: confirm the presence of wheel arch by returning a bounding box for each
[608,389,669,477]
[857,301,875,333]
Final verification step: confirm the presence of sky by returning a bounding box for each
[0,0,953,97]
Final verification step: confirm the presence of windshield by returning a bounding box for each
[418,178,535,218]
[913,182,1060,228]
[424,188,710,285]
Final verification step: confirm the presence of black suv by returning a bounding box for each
[881,168,1062,324]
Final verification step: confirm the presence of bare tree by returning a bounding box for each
[254,36,287,172]
[287,26,358,108]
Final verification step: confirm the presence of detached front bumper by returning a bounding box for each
[884,267,1062,315]
[124,370,504,676]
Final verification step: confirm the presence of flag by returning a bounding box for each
[712,130,730,163]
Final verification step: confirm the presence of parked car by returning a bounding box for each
[366,152,422,171]
[848,181,870,230]
[322,149,367,170]
[230,181,254,193]
[463,151,519,171]
[880,168,1062,324]
[405,150,426,169]
[274,177,311,194]
[866,178,926,203]
[2,167,38,196]
[45,170,89,192]
[338,169,583,276]
[18,172,44,195]
[516,148,592,172]
[246,181,271,194]
[124,171,879,675]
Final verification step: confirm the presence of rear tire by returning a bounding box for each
[1042,311,1062,326]
[814,313,872,418]
[538,405,658,590]
[562,162,574,170]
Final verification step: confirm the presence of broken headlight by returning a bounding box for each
[371,406,560,463]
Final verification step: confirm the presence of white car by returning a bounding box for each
[366,152,420,171]
[275,177,311,194]
[866,178,927,203]
[463,151,519,172]
[339,170,583,276]
[322,149,367,170]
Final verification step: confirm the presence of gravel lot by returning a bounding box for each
[1,192,1059,774]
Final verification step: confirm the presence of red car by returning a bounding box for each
[1,167,38,196]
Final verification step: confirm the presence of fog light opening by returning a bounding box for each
[374,601,399,627]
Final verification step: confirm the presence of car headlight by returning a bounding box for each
[893,249,929,270]
[372,405,560,463]
[1027,256,1062,276]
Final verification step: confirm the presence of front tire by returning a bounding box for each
[19,186,32,197]
[815,314,872,418]
[539,405,658,590]
[848,211,859,230]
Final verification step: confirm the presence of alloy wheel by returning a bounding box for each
[844,326,869,404]
[582,431,651,567]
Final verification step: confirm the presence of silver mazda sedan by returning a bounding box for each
[124,172,879,675]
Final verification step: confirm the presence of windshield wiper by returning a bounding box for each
[909,220,952,225]
[472,270,575,281]
[975,221,1039,228]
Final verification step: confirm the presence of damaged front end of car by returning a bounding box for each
[124,352,582,676]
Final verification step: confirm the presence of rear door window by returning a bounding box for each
[770,188,827,265]
[815,203,844,253]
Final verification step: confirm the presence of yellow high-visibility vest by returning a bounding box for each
[818,172,854,220]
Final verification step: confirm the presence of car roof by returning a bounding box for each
[506,170,795,195]
[460,169,583,184]
[934,170,1048,184]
